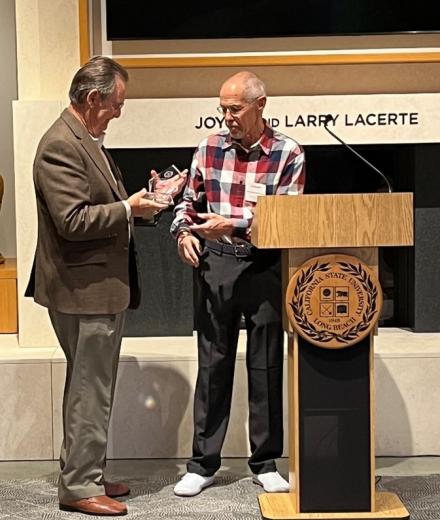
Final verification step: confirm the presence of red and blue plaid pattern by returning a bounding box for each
[171,123,306,239]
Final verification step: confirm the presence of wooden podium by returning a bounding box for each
[251,193,413,520]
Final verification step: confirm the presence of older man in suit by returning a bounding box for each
[26,56,185,516]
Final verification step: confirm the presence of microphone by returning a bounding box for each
[323,115,393,193]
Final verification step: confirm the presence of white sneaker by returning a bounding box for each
[252,471,290,493]
[174,473,215,497]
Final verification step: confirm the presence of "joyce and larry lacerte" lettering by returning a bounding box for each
[194,112,419,130]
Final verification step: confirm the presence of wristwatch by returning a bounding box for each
[177,230,192,244]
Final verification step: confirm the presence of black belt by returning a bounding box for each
[205,240,255,258]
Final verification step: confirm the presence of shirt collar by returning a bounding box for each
[90,133,106,148]
[222,121,273,156]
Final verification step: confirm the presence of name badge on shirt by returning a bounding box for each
[245,181,266,203]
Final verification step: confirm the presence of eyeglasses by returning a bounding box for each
[109,101,124,111]
[216,97,260,117]
[99,93,124,112]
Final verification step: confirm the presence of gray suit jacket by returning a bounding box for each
[26,108,141,314]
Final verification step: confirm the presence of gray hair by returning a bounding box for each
[69,56,129,106]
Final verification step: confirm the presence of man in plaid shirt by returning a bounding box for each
[172,71,305,497]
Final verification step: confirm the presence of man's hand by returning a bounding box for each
[127,188,168,218]
[150,169,188,196]
[190,213,234,240]
[178,233,202,267]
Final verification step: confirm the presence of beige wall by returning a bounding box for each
[0,0,18,258]
[15,0,80,101]
[14,0,440,101]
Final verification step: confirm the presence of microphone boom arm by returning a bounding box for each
[323,124,393,193]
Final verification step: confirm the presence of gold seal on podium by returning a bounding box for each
[286,253,382,349]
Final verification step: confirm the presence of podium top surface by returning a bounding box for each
[251,193,413,249]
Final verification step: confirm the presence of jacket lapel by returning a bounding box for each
[60,109,124,201]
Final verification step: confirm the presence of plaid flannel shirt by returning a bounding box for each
[171,123,306,240]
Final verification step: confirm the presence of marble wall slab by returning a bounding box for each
[3,336,440,460]
[375,355,440,455]
[0,362,53,460]
[52,352,289,460]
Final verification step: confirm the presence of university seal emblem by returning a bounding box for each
[286,254,382,349]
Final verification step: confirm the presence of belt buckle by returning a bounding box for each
[234,244,249,258]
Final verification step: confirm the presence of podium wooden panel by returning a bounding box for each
[252,193,413,249]
[0,258,18,333]
[251,194,413,520]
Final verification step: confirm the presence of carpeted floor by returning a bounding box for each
[1,472,439,519]
[377,476,440,520]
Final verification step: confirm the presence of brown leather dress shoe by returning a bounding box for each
[104,480,130,498]
[59,495,127,516]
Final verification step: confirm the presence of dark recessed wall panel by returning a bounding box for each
[124,212,194,337]
[109,148,194,337]
[414,209,440,331]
